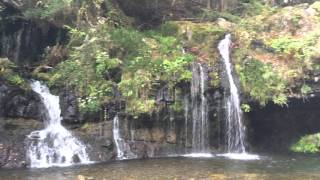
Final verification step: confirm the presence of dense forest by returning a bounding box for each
[1,0,320,178]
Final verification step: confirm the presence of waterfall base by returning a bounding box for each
[182,153,214,158]
[217,153,260,160]
[27,81,91,168]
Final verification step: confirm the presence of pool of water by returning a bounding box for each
[2,154,320,180]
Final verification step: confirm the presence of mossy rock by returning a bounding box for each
[169,21,227,65]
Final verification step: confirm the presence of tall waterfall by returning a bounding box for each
[218,34,259,160]
[113,115,136,160]
[26,81,90,168]
[184,63,212,157]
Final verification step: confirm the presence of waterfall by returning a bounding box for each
[218,34,259,160]
[112,115,136,160]
[26,81,90,168]
[184,95,189,148]
[184,63,212,157]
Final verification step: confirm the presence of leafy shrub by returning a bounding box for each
[50,23,194,116]
[291,133,320,153]
[239,58,287,106]
[0,58,27,88]
[114,26,194,115]
[270,34,319,61]
[50,25,117,113]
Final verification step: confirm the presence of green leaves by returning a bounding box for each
[270,34,319,61]
[291,133,320,153]
[301,84,312,95]
[0,58,28,88]
[95,50,120,78]
[239,58,287,106]
[241,104,251,112]
[24,0,72,20]
[50,22,195,116]
[113,25,194,115]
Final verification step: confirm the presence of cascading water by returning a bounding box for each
[184,95,189,148]
[218,34,259,160]
[184,63,212,157]
[112,115,136,160]
[26,81,90,168]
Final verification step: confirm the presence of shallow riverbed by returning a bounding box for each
[2,154,320,180]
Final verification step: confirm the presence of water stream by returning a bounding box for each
[26,81,90,168]
[184,63,211,157]
[112,115,136,160]
[218,34,258,160]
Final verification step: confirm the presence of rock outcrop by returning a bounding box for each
[0,79,44,119]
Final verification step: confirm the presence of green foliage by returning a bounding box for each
[301,84,312,95]
[239,58,287,106]
[270,34,319,62]
[0,58,28,88]
[209,71,220,88]
[291,14,302,28]
[200,10,241,22]
[110,28,148,64]
[95,50,121,78]
[192,26,225,44]
[112,26,194,115]
[162,54,194,82]
[24,0,72,20]
[50,23,194,116]
[50,25,117,113]
[291,133,320,153]
[241,104,251,112]
[233,0,275,17]
[155,23,179,37]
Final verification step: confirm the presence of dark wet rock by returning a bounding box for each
[72,121,115,162]
[0,118,42,168]
[248,97,320,152]
[0,1,68,66]
[0,80,44,120]
[59,90,80,124]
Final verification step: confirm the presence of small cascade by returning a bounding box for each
[130,124,135,142]
[218,34,259,160]
[26,81,90,168]
[184,95,189,148]
[184,63,212,157]
[112,115,136,160]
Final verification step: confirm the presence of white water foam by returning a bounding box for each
[183,153,214,158]
[218,153,260,160]
[27,81,91,168]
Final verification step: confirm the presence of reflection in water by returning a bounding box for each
[2,154,320,180]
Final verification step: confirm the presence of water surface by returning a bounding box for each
[2,154,320,180]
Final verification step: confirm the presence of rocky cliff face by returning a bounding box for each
[0,0,67,65]
[0,79,45,119]
[248,97,320,152]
